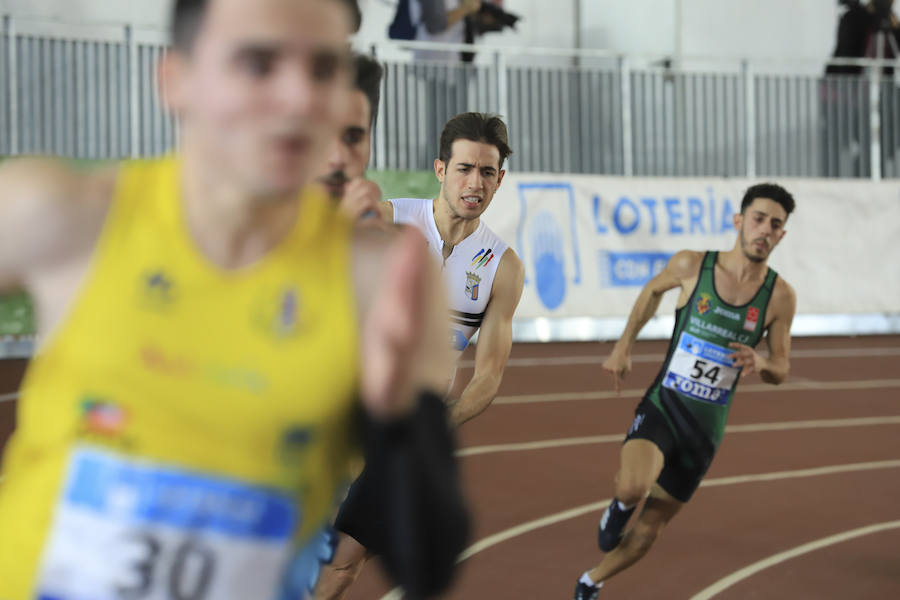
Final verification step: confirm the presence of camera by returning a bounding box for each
[472,3,521,35]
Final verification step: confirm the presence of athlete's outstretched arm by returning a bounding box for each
[448,249,524,426]
[603,250,701,391]
[356,227,453,417]
[0,159,72,292]
[352,227,468,598]
[0,159,109,294]
[729,278,796,385]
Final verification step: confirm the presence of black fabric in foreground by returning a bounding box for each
[359,389,470,599]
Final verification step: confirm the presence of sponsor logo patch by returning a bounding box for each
[471,248,495,269]
[713,305,741,321]
[140,270,177,310]
[744,306,760,332]
[79,397,129,437]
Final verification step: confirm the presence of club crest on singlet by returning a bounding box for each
[696,292,712,316]
[465,272,481,301]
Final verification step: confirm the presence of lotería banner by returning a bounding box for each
[479,174,900,322]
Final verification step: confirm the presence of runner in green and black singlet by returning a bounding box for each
[645,250,778,460]
[574,183,798,600]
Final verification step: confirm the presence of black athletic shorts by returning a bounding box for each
[333,464,384,551]
[623,395,716,502]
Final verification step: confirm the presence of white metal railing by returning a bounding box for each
[4,14,900,179]
[367,39,900,179]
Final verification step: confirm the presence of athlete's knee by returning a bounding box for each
[330,535,371,573]
[315,565,358,600]
[315,545,371,600]
[329,552,368,575]
[614,475,652,507]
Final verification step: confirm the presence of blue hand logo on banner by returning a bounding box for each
[516,182,582,311]
[530,211,566,310]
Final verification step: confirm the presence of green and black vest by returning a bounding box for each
[646,251,778,451]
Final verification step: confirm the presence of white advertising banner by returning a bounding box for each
[478,174,900,330]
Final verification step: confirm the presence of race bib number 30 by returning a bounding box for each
[37,448,298,600]
[662,332,739,405]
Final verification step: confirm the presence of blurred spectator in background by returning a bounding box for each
[386,0,519,169]
[822,0,900,177]
[827,0,900,75]
[386,0,482,169]
[462,0,521,62]
[412,0,483,62]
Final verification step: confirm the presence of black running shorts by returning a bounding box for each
[623,396,716,502]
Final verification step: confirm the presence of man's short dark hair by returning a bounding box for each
[171,0,361,51]
[353,53,383,128]
[439,112,512,169]
[740,182,796,217]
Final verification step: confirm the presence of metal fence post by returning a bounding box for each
[6,15,18,155]
[495,48,509,121]
[869,64,882,181]
[371,44,387,172]
[127,24,140,158]
[743,59,756,179]
[619,55,633,176]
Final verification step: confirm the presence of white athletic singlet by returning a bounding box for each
[390,198,507,359]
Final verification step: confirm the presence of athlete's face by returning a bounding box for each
[162,0,352,198]
[318,89,372,198]
[435,139,506,220]
[734,197,787,263]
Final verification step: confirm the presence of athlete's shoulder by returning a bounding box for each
[486,248,524,310]
[495,245,524,282]
[501,247,524,292]
[497,247,524,277]
[666,249,705,276]
[770,276,797,313]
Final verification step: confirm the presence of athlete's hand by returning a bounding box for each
[360,227,429,420]
[728,342,766,378]
[462,0,482,15]
[339,178,382,222]
[602,348,632,394]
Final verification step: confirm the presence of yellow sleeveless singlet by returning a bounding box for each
[0,157,360,599]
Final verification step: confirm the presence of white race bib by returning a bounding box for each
[662,332,739,405]
[37,448,299,600]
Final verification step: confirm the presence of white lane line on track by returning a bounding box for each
[458,346,900,369]
[689,520,900,599]
[491,378,900,405]
[2,348,896,404]
[380,459,900,600]
[462,460,900,561]
[458,415,900,457]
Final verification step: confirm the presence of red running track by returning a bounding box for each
[2,335,899,599]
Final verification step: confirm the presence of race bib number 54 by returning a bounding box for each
[662,332,740,405]
[37,448,298,600]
